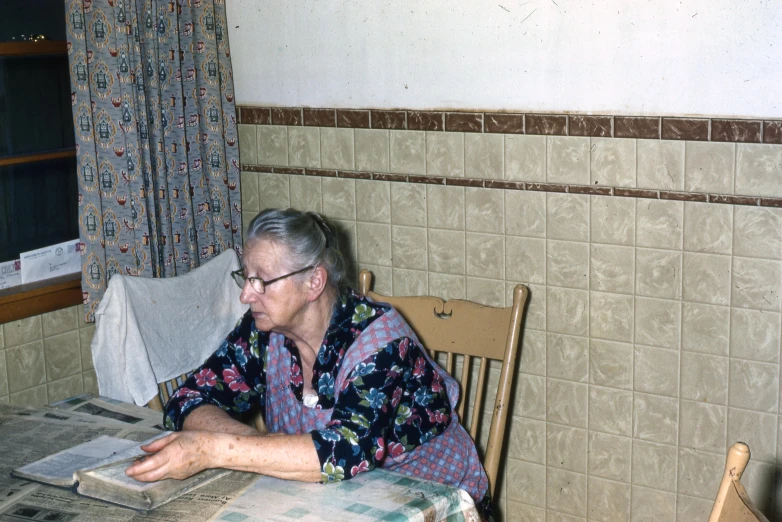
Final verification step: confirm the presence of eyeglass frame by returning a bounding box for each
[231,265,314,293]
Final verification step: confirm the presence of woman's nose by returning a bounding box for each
[239,283,257,304]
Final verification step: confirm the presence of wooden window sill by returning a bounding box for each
[0,273,82,324]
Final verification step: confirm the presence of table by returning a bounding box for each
[0,396,479,522]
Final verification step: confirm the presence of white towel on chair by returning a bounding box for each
[91,249,247,406]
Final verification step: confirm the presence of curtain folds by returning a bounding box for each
[65,0,242,322]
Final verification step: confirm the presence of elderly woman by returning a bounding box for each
[126,208,492,518]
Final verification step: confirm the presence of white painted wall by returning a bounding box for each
[225,0,781,118]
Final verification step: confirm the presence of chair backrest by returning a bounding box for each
[708,442,770,522]
[146,374,191,412]
[358,269,528,496]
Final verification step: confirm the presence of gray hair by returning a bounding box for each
[245,208,347,294]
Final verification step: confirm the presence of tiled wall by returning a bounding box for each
[0,305,99,406]
[238,108,782,522]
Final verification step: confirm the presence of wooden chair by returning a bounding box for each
[708,442,770,522]
[358,269,529,497]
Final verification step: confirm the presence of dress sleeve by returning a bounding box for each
[312,337,452,483]
[163,312,268,430]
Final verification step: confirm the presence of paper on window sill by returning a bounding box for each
[0,260,21,290]
[20,239,81,284]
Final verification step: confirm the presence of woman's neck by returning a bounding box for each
[285,290,336,364]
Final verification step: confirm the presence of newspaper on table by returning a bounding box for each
[0,400,258,521]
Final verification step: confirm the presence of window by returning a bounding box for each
[0,1,82,322]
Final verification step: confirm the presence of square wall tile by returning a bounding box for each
[681,302,730,356]
[320,128,354,170]
[589,385,632,437]
[466,233,504,279]
[547,193,589,242]
[41,307,78,338]
[0,351,7,397]
[634,297,681,350]
[634,346,679,397]
[426,131,464,177]
[730,308,780,363]
[465,188,504,234]
[427,230,465,275]
[547,136,590,185]
[355,129,389,173]
[427,185,464,230]
[426,273,465,301]
[741,460,776,516]
[3,316,42,348]
[546,333,588,383]
[47,374,84,404]
[288,126,320,168]
[79,325,95,371]
[631,486,675,522]
[677,448,724,499]
[390,130,425,175]
[636,200,683,250]
[636,139,684,190]
[547,287,589,337]
[390,183,426,227]
[9,385,47,407]
[321,177,356,221]
[289,175,322,213]
[506,237,545,285]
[726,408,777,463]
[635,248,682,300]
[633,393,679,445]
[590,138,636,187]
[83,370,99,395]
[520,328,546,377]
[391,225,427,270]
[682,253,731,306]
[632,440,677,492]
[588,432,631,482]
[589,291,634,344]
[547,240,589,289]
[587,477,631,522]
[505,501,545,522]
[684,141,735,194]
[590,195,635,246]
[465,277,505,307]
[240,171,259,213]
[465,133,503,179]
[546,468,587,517]
[679,400,727,453]
[507,416,546,464]
[43,331,81,382]
[5,341,45,393]
[356,222,392,266]
[729,359,778,413]
[506,190,546,238]
[589,339,633,390]
[505,134,545,182]
[356,180,390,223]
[547,423,587,473]
[257,172,290,211]
[735,143,782,197]
[547,379,588,428]
[683,202,733,254]
[391,268,427,297]
[518,283,546,331]
[506,459,546,506]
[733,206,782,260]
[590,244,634,294]
[731,257,782,312]
[514,374,546,420]
[680,352,729,405]
[237,124,257,165]
[677,495,715,522]
[257,125,288,166]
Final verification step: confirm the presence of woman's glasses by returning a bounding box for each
[231,266,313,293]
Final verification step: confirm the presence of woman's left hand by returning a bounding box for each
[125,431,220,482]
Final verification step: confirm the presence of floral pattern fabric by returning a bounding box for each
[164,289,453,481]
[66,0,243,322]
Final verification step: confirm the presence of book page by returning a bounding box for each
[12,436,138,487]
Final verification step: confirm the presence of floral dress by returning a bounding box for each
[164,289,492,518]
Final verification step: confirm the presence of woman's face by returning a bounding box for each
[239,238,311,333]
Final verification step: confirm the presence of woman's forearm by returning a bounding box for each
[182,404,259,436]
[213,432,322,482]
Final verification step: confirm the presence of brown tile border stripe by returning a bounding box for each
[238,106,782,145]
[242,163,781,207]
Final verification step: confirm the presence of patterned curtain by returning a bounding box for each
[65,0,242,322]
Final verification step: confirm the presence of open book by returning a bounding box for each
[12,434,228,511]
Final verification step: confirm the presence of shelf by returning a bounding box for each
[0,272,82,323]
[0,40,68,57]
[0,148,77,167]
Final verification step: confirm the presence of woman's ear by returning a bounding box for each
[306,265,329,302]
